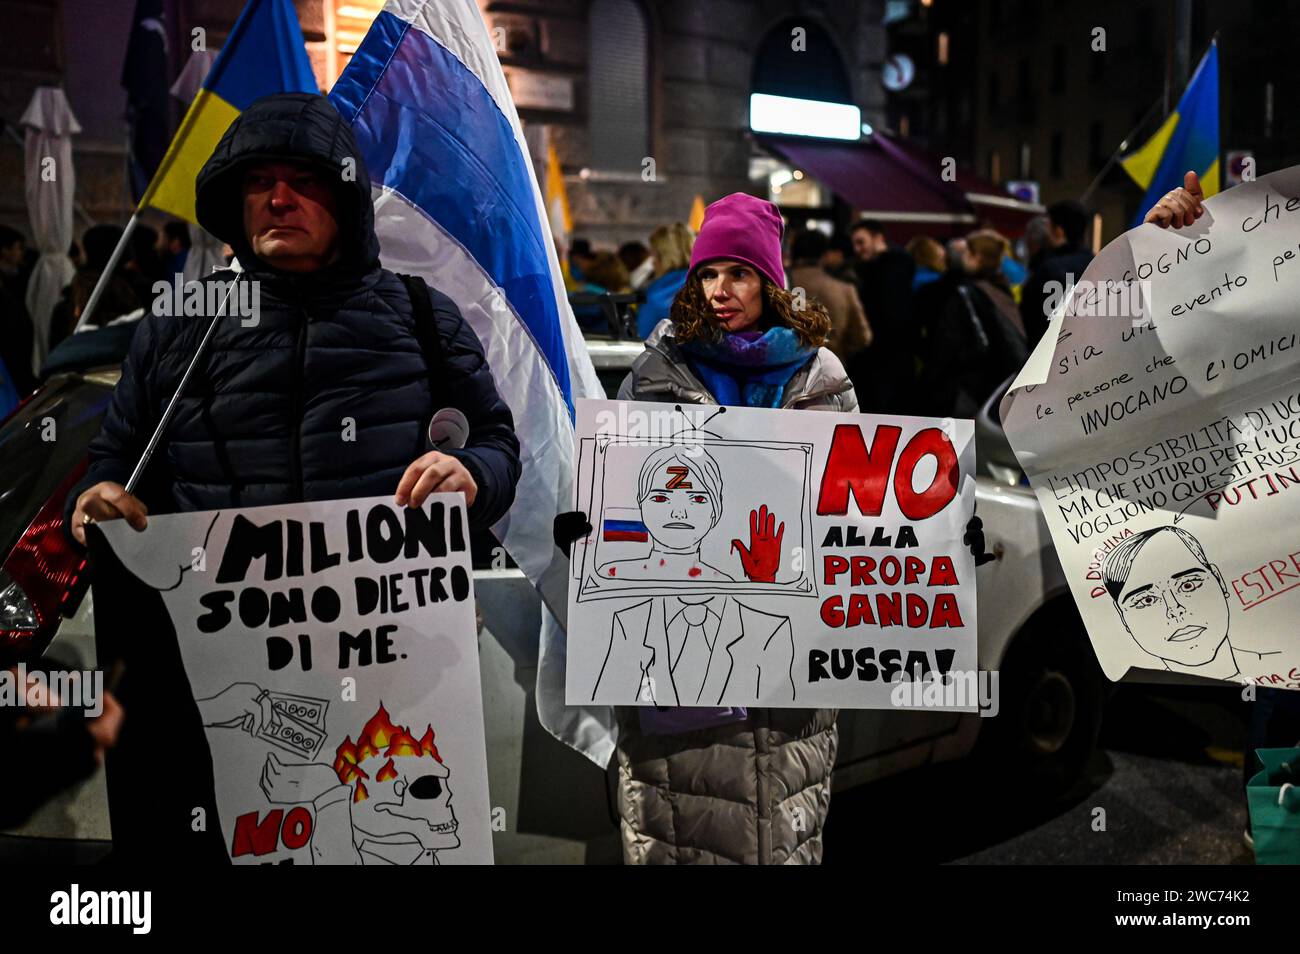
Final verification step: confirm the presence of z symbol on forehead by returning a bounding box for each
[664,465,692,490]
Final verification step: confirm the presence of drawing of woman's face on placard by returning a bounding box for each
[638,446,724,553]
[1104,526,1232,669]
[577,438,817,599]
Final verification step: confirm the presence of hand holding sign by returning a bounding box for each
[394,451,478,509]
[70,481,148,545]
[731,504,784,582]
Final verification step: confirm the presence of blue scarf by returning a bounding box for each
[681,326,817,408]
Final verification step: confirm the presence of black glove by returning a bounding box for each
[964,515,996,566]
[554,511,592,559]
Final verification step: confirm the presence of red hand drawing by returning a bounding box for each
[731,505,784,582]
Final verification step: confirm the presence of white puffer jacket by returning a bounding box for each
[612,318,856,865]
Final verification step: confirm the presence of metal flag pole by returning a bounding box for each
[72,212,140,335]
[61,270,243,617]
[1079,97,1163,207]
[125,270,242,493]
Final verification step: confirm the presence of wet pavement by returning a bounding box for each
[825,684,1255,865]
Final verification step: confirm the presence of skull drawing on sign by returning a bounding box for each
[333,703,460,854]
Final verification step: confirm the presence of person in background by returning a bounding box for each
[608,193,855,864]
[0,661,124,830]
[918,229,1028,417]
[1020,199,1094,347]
[584,251,631,293]
[907,235,946,291]
[47,225,142,354]
[911,235,967,390]
[1000,243,1027,296]
[568,237,595,283]
[565,238,612,330]
[1022,214,1051,277]
[619,240,653,289]
[637,222,693,339]
[159,221,191,277]
[822,233,857,284]
[788,227,872,371]
[123,223,163,305]
[573,251,633,334]
[0,225,36,396]
[850,218,915,413]
[946,236,967,271]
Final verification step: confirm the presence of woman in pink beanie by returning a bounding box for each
[607,193,856,865]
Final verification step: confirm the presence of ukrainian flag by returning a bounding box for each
[1121,42,1219,227]
[139,0,318,223]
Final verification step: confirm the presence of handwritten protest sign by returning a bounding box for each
[565,399,977,708]
[100,494,493,864]
[1003,165,1300,690]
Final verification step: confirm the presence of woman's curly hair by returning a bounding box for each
[668,267,831,347]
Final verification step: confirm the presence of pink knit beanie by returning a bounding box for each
[688,192,786,288]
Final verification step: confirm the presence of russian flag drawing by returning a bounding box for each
[329,0,615,764]
[603,519,650,543]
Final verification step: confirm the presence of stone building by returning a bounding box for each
[0,0,888,248]
[884,0,1300,243]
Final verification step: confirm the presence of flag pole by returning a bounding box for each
[125,271,241,493]
[1085,34,1220,208]
[71,212,140,335]
[1078,96,1163,206]
[61,270,243,618]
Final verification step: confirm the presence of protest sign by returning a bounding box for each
[100,494,493,864]
[565,399,977,708]
[1002,165,1300,690]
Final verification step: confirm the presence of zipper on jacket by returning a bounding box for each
[289,303,307,501]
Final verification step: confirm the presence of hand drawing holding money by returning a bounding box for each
[100,495,493,864]
[199,683,329,760]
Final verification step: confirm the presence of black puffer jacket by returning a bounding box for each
[68,93,520,528]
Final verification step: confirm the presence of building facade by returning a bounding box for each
[0,0,889,249]
[884,0,1300,243]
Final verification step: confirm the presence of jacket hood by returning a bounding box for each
[195,93,380,276]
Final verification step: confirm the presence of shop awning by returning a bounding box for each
[759,133,1044,238]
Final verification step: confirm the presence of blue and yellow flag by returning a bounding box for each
[140,0,318,222]
[1121,42,1219,227]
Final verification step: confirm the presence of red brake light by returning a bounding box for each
[0,461,87,665]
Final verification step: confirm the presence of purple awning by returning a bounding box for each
[760,133,1044,237]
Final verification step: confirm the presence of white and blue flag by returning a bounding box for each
[330,0,616,765]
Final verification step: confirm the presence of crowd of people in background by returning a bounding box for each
[565,197,1096,421]
[0,218,212,414]
[0,195,1097,428]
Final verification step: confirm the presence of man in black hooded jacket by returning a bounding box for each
[68,92,520,539]
[62,93,521,861]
